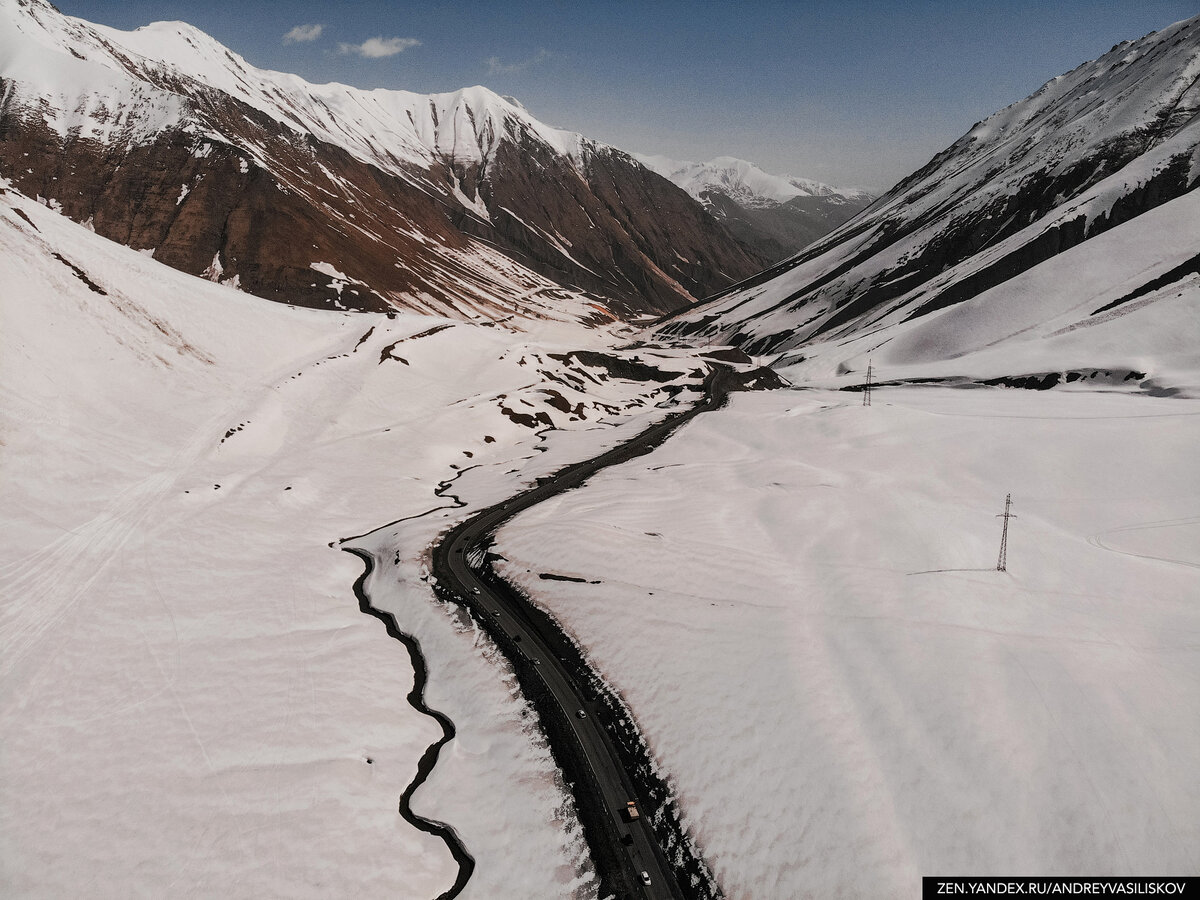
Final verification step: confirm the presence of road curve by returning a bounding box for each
[431,362,776,900]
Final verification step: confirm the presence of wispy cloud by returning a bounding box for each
[338,36,422,59]
[282,24,323,45]
[485,49,551,75]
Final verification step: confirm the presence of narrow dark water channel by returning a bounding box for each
[342,547,475,900]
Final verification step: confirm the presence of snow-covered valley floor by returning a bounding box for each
[4,168,1198,900]
[0,188,706,898]
[496,384,1200,898]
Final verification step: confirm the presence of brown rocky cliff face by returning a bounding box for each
[476,139,767,317]
[1,74,766,319]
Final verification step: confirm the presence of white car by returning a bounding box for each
[640,871,651,885]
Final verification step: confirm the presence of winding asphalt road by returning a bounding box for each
[431,363,750,900]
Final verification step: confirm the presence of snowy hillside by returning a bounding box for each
[486,21,1200,895]
[661,14,1200,357]
[0,0,763,317]
[0,183,713,898]
[495,383,1200,897]
[774,186,1200,398]
[496,164,1200,892]
[636,153,874,260]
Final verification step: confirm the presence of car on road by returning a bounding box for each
[470,587,480,594]
[641,871,651,885]
[576,709,587,719]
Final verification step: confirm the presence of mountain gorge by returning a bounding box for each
[3,4,1200,900]
[0,0,765,321]
[660,15,1200,371]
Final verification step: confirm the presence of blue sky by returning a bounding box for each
[54,1,1198,192]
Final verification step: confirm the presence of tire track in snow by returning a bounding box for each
[1086,515,1200,570]
[0,322,380,682]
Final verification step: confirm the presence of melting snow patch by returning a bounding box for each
[310,260,352,296]
[202,253,223,281]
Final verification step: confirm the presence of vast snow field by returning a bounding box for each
[0,188,702,898]
[496,383,1200,897]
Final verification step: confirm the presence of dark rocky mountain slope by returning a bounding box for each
[0,0,765,321]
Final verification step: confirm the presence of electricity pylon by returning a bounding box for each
[996,493,1016,572]
[862,360,873,407]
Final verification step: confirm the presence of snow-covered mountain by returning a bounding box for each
[660,15,1200,376]
[0,0,765,320]
[635,153,874,261]
[636,154,871,210]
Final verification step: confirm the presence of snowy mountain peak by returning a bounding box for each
[891,12,1200,201]
[633,152,875,261]
[1,0,765,317]
[0,0,593,175]
[634,153,870,208]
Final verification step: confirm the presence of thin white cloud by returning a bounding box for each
[485,49,551,75]
[338,36,422,59]
[282,24,323,45]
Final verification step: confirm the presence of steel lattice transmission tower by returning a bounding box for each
[862,360,873,407]
[996,493,1017,572]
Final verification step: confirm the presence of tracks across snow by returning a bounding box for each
[1086,515,1200,570]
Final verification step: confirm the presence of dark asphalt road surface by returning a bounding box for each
[431,364,743,900]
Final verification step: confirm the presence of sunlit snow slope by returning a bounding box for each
[490,19,1200,896]
[496,217,1200,892]
[496,384,1200,898]
[661,14,1200,359]
[0,183,709,898]
[779,186,1200,397]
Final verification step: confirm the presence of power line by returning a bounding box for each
[996,493,1016,572]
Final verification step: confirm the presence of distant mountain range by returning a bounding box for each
[0,0,767,320]
[660,13,1200,385]
[634,154,874,262]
